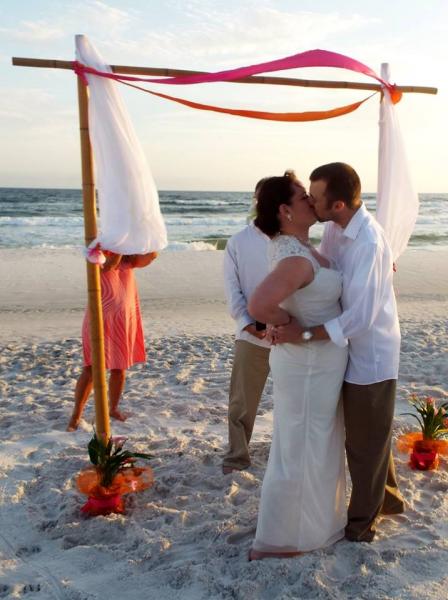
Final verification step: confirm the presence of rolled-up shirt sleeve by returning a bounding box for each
[223,240,253,331]
[324,317,348,347]
[324,241,387,347]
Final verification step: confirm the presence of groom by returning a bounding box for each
[275,162,404,542]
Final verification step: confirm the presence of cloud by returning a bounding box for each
[0,87,76,129]
[75,3,378,68]
[68,0,133,36]
[1,1,379,72]
[0,20,64,42]
[123,5,377,64]
[0,1,133,47]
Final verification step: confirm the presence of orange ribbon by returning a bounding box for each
[396,432,448,455]
[119,79,377,122]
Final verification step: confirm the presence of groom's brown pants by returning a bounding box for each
[343,379,405,542]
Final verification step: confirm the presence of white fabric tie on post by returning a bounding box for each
[75,34,167,254]
[376,63,419,262]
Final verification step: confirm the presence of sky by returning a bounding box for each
[0,0,447,192]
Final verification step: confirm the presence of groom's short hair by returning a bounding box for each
[310,162,361,210]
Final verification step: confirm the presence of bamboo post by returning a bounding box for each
[378,62,390,174]
[77,77,110,440]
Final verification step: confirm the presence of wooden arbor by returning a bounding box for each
[12,54,438,440]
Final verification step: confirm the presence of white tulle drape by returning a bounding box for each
[376,64,418,262]
[75,35,167,254]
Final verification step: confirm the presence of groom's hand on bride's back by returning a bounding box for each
[274,318,304,344]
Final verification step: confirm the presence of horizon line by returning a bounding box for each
[0,186,446,195]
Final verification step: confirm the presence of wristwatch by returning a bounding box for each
[301,330,313,342]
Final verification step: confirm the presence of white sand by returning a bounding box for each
[0,248,447,599]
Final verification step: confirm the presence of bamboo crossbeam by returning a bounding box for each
[12,57,438,95]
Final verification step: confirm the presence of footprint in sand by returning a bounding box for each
[21,583,42,593]
[226,482,249,506]
[398,529,439,546]
[226,526,256,545]
[417,486,446,510]
[0,585,11,598]
[380,548,404,563]
[175,366,193,384]
[191,378,205,393]
[202,454,220,468]
[203,475,225,490]
[16,545,41,558]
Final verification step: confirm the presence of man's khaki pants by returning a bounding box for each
[343,379,405,542]
[223,340,270,470]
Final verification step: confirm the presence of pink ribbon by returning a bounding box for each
[85,243,106,265]
[73,60,88,85]
[73,48,394,91]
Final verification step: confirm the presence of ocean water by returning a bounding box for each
[0,188,447,251]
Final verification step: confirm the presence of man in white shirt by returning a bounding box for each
[222,183,271,474]
[275,162,404,542]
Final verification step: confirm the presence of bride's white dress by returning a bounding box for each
[253,235,348,553]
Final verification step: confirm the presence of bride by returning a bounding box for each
[248,171,348,560]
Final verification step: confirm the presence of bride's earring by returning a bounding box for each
[286,213,292,222]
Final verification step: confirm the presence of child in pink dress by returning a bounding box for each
[67,251,157,431]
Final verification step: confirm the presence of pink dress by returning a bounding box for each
[82,262,146,370]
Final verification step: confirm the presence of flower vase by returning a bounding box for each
[81,492,125,516]
[409,440,439,471]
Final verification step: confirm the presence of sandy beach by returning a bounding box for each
[1,248,448,599]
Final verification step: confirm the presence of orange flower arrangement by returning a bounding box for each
[76,433,154,515]
[397,395,448,470]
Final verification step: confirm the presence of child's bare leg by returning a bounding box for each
[67,366,93,431]
[109,369,127,421]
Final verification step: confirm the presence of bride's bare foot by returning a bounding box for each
[110,409,129,422]
[66,416,80,432]
[248,548,302,561]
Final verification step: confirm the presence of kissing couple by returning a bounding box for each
[247,162,405,560]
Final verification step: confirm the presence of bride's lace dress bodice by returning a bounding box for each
[269,235,342,327]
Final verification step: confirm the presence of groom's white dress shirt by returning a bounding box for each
[320,204,401,385]
[223,222,270,349]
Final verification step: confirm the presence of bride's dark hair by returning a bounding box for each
[254,170,299,238]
